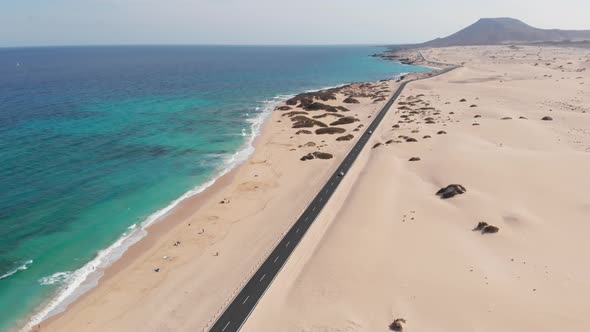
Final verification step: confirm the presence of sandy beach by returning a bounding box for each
[34,74,409,331]
[37,44,590,332]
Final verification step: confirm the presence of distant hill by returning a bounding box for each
[419,18,590,47]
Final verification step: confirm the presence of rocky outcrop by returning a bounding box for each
[312,113,344,119]
[336,134,354,141]
[343,97,360,104]
[282,111,308,117]
[542,116,553,121]
[409,157,421,161]
[473,222,500,234]
[295,130,312,135]
[436,184,466,199]
[482,225,500,234]
[315,127,346,135]
[286,89,339,106]
[300,151,334,161]
[291,116,328,128]
[389,318,406,331]
[330,116,360,126]
[275,105,292,111]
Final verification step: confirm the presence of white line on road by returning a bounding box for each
[222,321,231,332]
[242,295,250,305]
[259,274,266,282]
[296,228,300,233]
[274,256,279,263]
[286,241,290,247]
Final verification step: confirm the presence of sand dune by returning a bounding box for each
[242,45,590,332]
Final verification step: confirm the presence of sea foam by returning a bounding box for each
[21,96,278,332]
[0,260,33,281]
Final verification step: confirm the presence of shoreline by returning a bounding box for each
[20,67,421,332]
[19,98,276,331]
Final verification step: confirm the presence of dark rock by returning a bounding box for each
[312,113,344,119]
[501,117,512,120]
[286,89,338,107]
[312,151,333,159]
[519,116,528,119]
[300,153,314,161]
[305,102,337,112]
[405,137,418,142]
[392,124,400,128]
[423,135,431,139]
[437,130,447,135]
[330,116,360,126]
[276,105,292,111]
[460,98,467,102]
[343,97,360,104]
[385,139,394,144]
[473,222,489,231]
[291,116,328,128]
[315,127,347,135]
[473,123,480,126]
[541,116,553,121]
[373,97,387,102]
[474,115,481,118]
[389,318,406,331]
[336,106,350,112]
[282,111,308,117]
[425,120,436,124]
[336,134,354,141]
[295,130,312,135]
[470,104,478,108]
[436,184,466,199]
[409,157,421,161]
[373,143,382,149]
[482,225,500,234]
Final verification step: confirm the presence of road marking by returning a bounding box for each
[312,206,316,212]
[296,228,300,233]
[286,241,291,247]
[242,295,250,305]
[319,197,323,203]
[304,216,308,222]
[222,321,231,332]
[274,256,280,263]
[259,274,266,282]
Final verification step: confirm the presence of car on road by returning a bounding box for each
[338,171,345,177]
[368,130,373,134]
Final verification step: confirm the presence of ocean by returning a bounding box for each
[0,45,429,331]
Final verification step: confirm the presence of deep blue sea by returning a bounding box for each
[0,45,428,331]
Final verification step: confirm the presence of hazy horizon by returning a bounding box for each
[2,0,590,47]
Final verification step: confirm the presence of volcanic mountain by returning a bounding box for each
[419,18,590,47]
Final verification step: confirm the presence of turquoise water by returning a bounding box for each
[0,45,429,331]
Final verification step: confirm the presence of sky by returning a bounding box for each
[1,0,590,47]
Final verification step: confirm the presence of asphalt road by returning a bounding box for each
[209,65,458,332]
